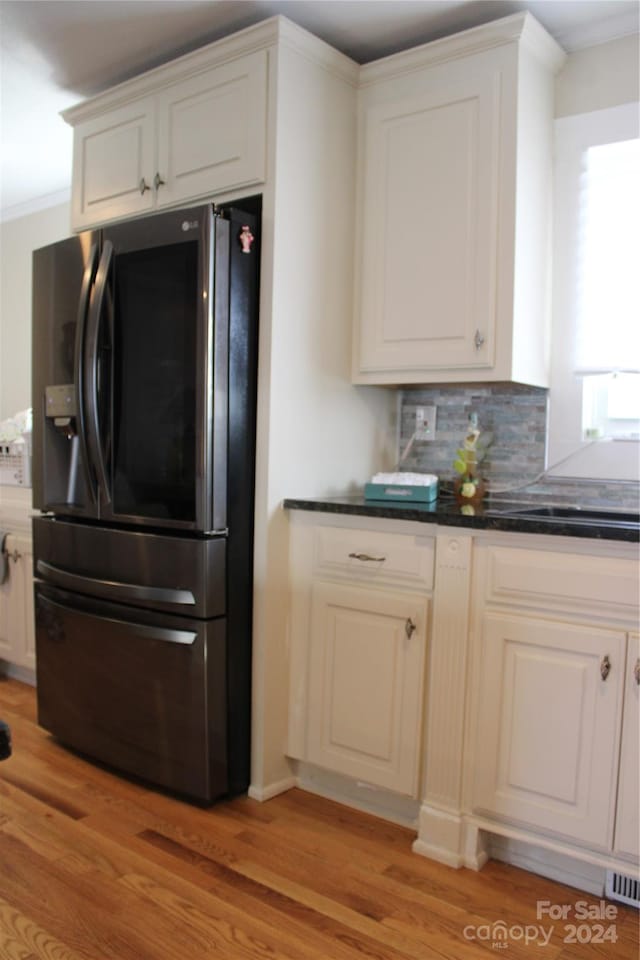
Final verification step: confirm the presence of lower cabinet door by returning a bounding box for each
[472,613,625,849]
[614,632,639,861]
[0,535,34,670]
[307,581,428,797]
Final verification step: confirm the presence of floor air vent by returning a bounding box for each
[605,870,640,909]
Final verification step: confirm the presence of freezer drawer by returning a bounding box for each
[35,583,228,803]
[33,516,225,618]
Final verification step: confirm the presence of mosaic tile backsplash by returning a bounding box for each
[399,384,639,509]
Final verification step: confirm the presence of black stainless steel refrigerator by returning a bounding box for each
[31,202,259,803]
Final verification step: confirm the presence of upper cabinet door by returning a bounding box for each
[155,52,268,208]
[355,73,500,378]
[353,20,563,387]
[71,98,156,229]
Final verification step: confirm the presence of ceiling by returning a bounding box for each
[1,0,638,219]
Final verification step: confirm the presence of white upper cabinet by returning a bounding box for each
[352,14,566,386]
[66,50,267,230]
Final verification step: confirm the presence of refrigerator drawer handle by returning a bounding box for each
[38,592,197,646]
[36,560,196,606]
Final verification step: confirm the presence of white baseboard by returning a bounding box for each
[412,837,465,868]
[0,662,36,686]
[489,834,606,896]
[247,776,297,802]
[294,762,420,828]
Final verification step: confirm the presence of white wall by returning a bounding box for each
[0,202,71,421]
[249,35,396,796]
[555,33,639,118]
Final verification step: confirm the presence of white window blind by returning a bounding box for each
[575,137,640,374]
[547,103,639,480]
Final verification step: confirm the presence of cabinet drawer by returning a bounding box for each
[313,525,434,591]
[484,547,639,619]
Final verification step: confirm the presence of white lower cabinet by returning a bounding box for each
[307,581,428,796]
[287,517,639,885]
[472,613,625,849]
[466,542,639,871]
[0,534,36,673]
[287,514,434,800]
[614,632,640,861]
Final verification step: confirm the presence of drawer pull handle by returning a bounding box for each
[634,658,640,686]
[405,618,416,639]
[600,655,611,681]
[348,552,386,563]
[474,329,485,350]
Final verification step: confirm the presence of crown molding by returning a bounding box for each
[359,12,566,88]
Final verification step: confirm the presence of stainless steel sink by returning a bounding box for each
[492,506,640,528]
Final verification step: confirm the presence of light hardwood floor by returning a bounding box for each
[0,676,638,960]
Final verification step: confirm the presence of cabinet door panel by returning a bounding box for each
[0,535,33,670]
[72,99,156,228]
[307,582,427,796]
[20,540,36,671]
[356,73,499,375]
[614,633,639,861]
[156,52,267,206]
[473,613,624,849]
[0,552,12,661]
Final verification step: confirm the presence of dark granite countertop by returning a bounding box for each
[283,496,640,543]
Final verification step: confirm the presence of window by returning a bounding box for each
[547,103,640,481]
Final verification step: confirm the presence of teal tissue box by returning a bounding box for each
[364,479,438,502]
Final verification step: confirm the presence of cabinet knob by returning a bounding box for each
[139,178,151,195]
[600,655,611,681]
[154,172,166,191]
[634,658,640,686]
[474,329,485,350]
[6,548,21,562]
[405,618,416,639]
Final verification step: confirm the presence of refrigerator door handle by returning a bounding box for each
[74,242,100,504]
[36,559,196,607]
[38,591,197,645]
[85,240,113,504]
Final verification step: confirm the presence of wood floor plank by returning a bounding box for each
[1,677,638,960]
[0,896,96,960]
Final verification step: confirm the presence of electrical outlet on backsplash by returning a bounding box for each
[398,383,640,509]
